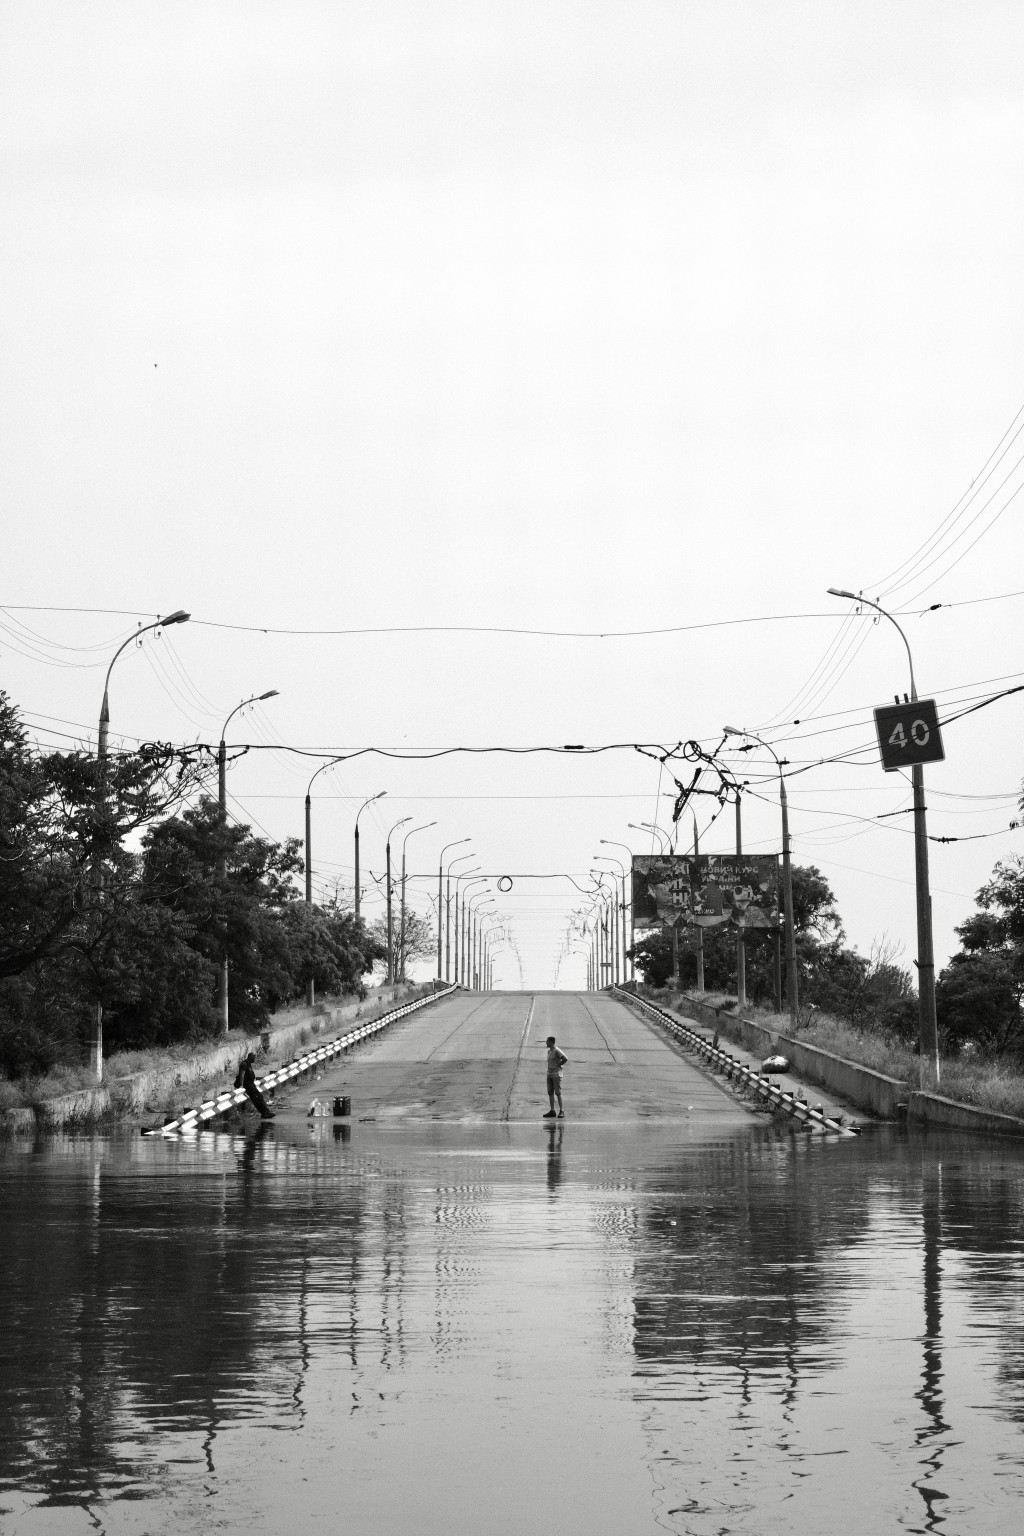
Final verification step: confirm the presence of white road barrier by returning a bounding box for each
[144,983,459,1136]
[612,985,859,1137]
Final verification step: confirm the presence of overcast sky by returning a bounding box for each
[2,0,1023,989]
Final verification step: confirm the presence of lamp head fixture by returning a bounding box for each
[827,587,857,601]
[162,610,190,625]
[259,690,279,700]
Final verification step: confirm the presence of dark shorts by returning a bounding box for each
[546,1074,562,1094]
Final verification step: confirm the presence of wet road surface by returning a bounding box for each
[276,988,752,1126]
[3,992,1024,1535]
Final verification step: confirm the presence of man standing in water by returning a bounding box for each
[543,1035,568,1119]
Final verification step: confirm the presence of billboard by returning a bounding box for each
[631,854,781,930]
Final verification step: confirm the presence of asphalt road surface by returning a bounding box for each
[273,989,754,1127]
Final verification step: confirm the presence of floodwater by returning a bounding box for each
[2,1120,1023,1536]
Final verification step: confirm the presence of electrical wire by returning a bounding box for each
[869,398,1024,597]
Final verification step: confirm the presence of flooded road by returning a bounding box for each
[2,996,1024,1534]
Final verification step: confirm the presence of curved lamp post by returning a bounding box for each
[438,839,471,979]
[724,726,798,1029]
[398,821,437,980]
[304,756,344,1006]
[467,893,495,988]
[454,873,485,985]
[385,816,413,982]
[600,838,635,982]
[218,689,279,1033]
[480,913,506,991]
[630,820,670,855]
[92,609,190,1079]
[445,853,476,981]
[591,869,619,984]
[828,587,939,1087]
[596,853,628,985]
[354,791,386,923]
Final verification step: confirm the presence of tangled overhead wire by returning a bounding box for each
[634,739,750,829]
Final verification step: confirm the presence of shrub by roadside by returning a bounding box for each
[0,982,433,1119]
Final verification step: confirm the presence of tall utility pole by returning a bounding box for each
[354,792,385,924]
[724,727,797,1029]
[445,854,475,981]
[693,815,705,993]
[734,788,745,1010]
[455,875,485,986]
[384,817,412,984]
[398,822,437,980]
[828,588,940,1087]
[219,687,278,1032]
[437,839,470,980]
[93,610,190,1079]
[305,756,343,1007]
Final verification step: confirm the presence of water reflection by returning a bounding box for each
[1,1124,1023,1533]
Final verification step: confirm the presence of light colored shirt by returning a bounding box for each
[546,1046,567,1078]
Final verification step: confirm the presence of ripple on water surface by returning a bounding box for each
[2,1122,1024,1535]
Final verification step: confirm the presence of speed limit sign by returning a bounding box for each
[873,699,945,772]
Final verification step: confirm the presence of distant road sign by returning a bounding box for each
[873,699,945,772]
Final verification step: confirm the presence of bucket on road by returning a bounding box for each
[333,1095,351,1117]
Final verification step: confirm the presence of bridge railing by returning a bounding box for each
[612,984,858,1137]
[146,982,460,1136]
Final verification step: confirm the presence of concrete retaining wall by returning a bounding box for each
[647,989,1024,1138]
[4,984,424,1131]
[911,1090,1024,1139]
[667,994,909,1119]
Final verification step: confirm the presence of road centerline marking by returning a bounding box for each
[500,996,535,1121]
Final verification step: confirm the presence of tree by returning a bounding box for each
[0,692,211,1072]
[626,864,915,1032]
[937,854,1024,1057]
[367,908,437,979]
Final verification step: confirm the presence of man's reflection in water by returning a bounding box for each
[545,1121,564,1194]
[238,1123,273,1213]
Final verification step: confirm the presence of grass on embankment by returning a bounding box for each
[662,989,1024,1122]
[0,982,435,1118]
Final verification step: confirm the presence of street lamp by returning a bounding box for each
[399,821,437,980]
[445,853,476,981]
[438,839,471,978]
[591,867,620,984]
[467,893,494,988]
[827,587,940,1087]
[600,838,636,982]
[596,852,628,985]
[454,873,485,985]
[385,816,413,983]
[480,912,505,991]
[723,725,798,1030]
[354,791,385,923]
[629,821,671,855]
[91,609,190,1080]
[305,756,344,1007]
[218,689,279,1033]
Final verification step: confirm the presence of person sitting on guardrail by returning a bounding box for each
[237,1052,275,1120]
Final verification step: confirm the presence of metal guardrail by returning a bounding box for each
[144,983,459,1136]
[612,985,859,1137]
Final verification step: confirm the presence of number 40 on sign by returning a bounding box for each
[872,698,945,772]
